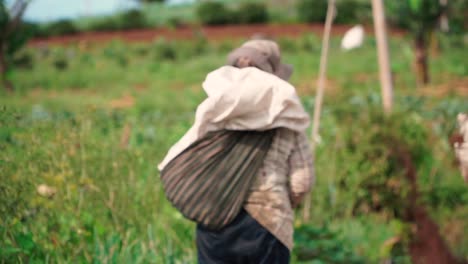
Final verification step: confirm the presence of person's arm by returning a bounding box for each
[288,132,315,208]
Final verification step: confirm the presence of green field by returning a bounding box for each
[1,34,467,263]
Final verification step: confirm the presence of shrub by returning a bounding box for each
[153,39,177,61]
[335,0,371,24]
[297,0,328,23]
[102,42,129,67]
[88,17,120,32]
[299,34,320,52]
[294,225,365,263]
[118,9,148,30]
[19,22,44,38]
[277,37,299,53]
[13,51,34,70]
[446,0,467,34]
[44,19,79,37]
[53,58,68,71]
[178,34,210,58]
[236,2,269,24]
[166,16,186,29]
[196,1,234,25]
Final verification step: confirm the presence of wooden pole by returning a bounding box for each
[371,0,393,113]
[302,0,335,222]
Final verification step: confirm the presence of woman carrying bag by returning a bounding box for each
[159,40,315,264]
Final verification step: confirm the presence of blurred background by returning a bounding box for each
[1,0,467,263]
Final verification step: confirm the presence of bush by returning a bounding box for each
[153,39,177,61]
[447,0,468,34]
[118,9,148,30]
[166,16,186,29]
[335,0,371,24]
[44,19,79,37]
[87,10,148,32]
[19,22,44,38]
[88,17,120,32]
[236,2,269,24]
[13,51,34,70]
[297,0,328,23]
[102,42,129,67]
[294,225,365,263]
[196,1,234,25]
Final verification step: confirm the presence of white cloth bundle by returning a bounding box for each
[159,66,310,170]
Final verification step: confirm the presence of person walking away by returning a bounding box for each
[159,40,315,264]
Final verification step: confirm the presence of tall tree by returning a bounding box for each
[386,0,443,86]
[0,0,30,92]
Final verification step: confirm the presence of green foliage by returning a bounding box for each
[297,0,328,23]
[1,36,467,262]
[0,0,34,91]
[335,0,372,24]
[102,41,129,67]
[196,1,234,25]
[294,225,365,263]
[338,109,430,218]
[153,39,177,61]
[84,9,148,32]
[13,50,34,69]
[44,19,79,36]
[0,0,7,27]
[119,9,148,30]
[196,1,269,25]
[236,2,269,24]
[447,0,468,34]
[87,16,120,32]
[385,0,442,34]
[297,0,371,24]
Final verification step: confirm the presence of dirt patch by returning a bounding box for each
[295,78,340,96]
[408,207,463,264]
[29,24,407,46]
[109,94,135,109]
[393,142,466,264]
[417,78,468,98]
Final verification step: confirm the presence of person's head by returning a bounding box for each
[227,39,293,81]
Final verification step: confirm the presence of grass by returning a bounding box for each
[1,34,468,263]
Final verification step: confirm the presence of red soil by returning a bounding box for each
[395,142,466,264]
[28,23,407,46]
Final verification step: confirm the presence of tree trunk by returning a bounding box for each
[0,49,13,93]
[414,34,430,86]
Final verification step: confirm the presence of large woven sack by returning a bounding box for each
[160,129,276,230]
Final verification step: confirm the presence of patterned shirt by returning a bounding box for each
[244,128,314,250]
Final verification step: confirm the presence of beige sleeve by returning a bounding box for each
[288,132,315,208]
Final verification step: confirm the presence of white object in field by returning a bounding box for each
[37,184,57,198]
[455,113,468,183]
[341,25,365,50]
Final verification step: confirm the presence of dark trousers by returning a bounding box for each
[196,209,290,264]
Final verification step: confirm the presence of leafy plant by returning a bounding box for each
[87,16,120,32]
[294,225,365,263]
[297,0,328,23]
[335,0,372,24]
[118,9,148,30]
[236,2,269,24]
[196,1,235,25]
[386,0,444,85]
[153,39,177,61]
[0,0,30,92]
[44,19,79,36]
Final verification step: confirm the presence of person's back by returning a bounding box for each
[195,40,314,264]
